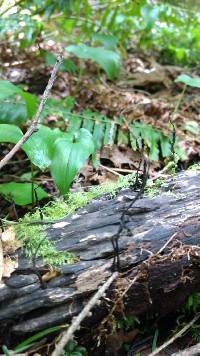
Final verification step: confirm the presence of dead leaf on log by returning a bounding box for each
[2,227,22,254]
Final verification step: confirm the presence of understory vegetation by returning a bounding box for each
[0,0,200,355]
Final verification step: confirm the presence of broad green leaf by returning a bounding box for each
[65,44,121,80]
[20,91,37,117]
[0,100,28,124]
[0,80,37,118]
[23,125,63,170]
[175,74,200,88]
[0,80,21,100]
[0,124,23,143]
[92,33,117,50]
[51,129,95,194]
[0,182,48,205]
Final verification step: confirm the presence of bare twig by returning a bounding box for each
[148,313,200,356]
[99,164,122,177]
[0,54,63,170]
[51,272,118,356]
[156,231,178,255]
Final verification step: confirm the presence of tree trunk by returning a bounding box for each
[0,171,200,337]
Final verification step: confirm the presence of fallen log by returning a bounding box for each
[172,342,200,356]
[0,171,200,341]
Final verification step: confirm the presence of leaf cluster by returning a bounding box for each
[1,0,200,66]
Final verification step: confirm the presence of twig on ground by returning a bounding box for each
[0,54,63,171]
[156,231,178,255]
[51,272,118,356]
[148,313,200,356]
[99,164,122,176]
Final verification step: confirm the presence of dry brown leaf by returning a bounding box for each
[2,256,18,278]
[101,145,140,169]
[2,227,22,254]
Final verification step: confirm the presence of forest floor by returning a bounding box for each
[0,45,200,355]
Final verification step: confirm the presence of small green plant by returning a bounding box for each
[175,74,200,88]
[184,293,200,313]
[0,123,94,201]
[65,43,122,80]
[14,326,67,353]
[2,325,67,355]
[191,324,200,342]
[0,80,95,203]
[145,178,165,197]
[64,341,87,356]
[117,315,140,331]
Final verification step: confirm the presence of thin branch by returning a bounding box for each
[156,231,178,255]
[148,313,200,356]
[99,163,122,177]
[51,272,118,356]
[0,54,63,171]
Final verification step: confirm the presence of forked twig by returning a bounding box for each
[0,54,63,170]
[51,272,118,356]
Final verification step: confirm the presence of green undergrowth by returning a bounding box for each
[15,174,136,266]
[187,163,200,171]
[145,177,165,197]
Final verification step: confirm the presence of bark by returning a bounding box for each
[172,342,200,356]
[0,171,200,336]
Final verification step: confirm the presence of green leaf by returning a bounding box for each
[0,100,28,125]
[14,326,65,353]
[141,4,161,29]
[0,80,37,118]
[93,120,106,150]
[160,136,172,157]
[0,80,21,100]
[45,52,78,74]
[175,74,200,88]
[92,33,117,50]
[0,182,48,205]
[51,129,95,194]
[23,125,63,170]
[20,91,37,117]
[0,124,23,143]
[2,345,11,356]
[65,44,121,80]
[184,121,199,135]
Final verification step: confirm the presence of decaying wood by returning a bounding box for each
[172,342,200,356]
[0,171,200,339]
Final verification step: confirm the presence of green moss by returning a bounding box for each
[15,174,135,266]
[187,163,200,171]
[145,177,165,197]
